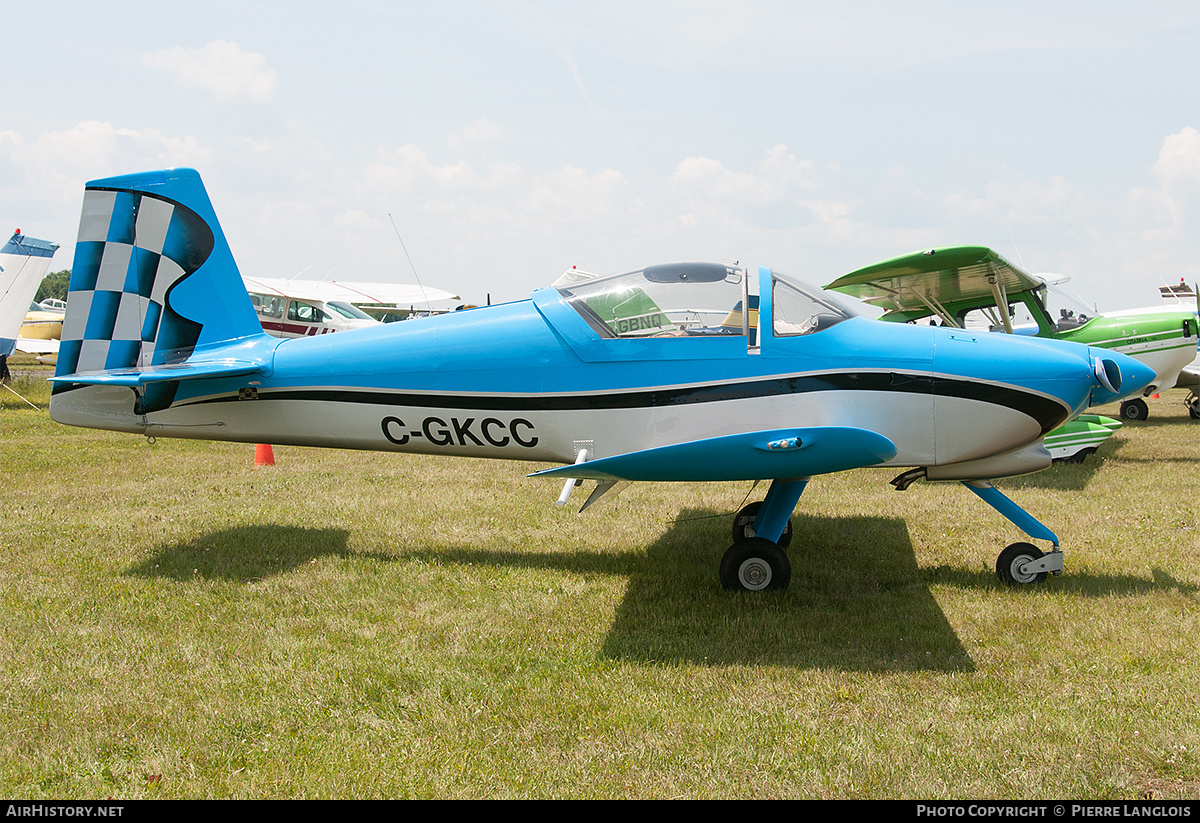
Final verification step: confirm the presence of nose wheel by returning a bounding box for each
[1120,397,1149,421]
[995,542,1060,585]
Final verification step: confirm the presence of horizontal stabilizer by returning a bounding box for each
[50,357,266,388]
[530,426,897,482]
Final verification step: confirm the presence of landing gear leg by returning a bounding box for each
[963,481,1062,586]
[720,477,808,592]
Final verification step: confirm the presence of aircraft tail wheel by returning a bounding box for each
[996,542,1048,586]
[1119,398,1148,421]
[720,539,791,592]
[731,501,793,547]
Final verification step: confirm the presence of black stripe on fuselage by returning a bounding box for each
[181,371,1070,434]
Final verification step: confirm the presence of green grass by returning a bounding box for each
[1,357,1197,798]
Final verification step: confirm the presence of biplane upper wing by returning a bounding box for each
[824,245,1050,329]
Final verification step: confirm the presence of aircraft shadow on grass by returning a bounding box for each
[126,525,359,582]
[126,513,1196,672]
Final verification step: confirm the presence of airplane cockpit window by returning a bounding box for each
[325,301,374,320]
[250,293,284,319]
[556,262,752,340]
[287,300,329,323]
[772,272,856,336]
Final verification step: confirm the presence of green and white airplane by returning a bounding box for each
[1109,280,1199,420]
[825,246,1199,459]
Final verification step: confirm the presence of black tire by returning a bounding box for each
[995,542,1048,586]
[731,501,793,548]
[1120,398,1149,421]
[720,539,791,592]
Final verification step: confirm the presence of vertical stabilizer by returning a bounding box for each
[0,231,59,357]
[55,169,263,384]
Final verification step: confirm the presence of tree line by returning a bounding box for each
[34,270,70,303]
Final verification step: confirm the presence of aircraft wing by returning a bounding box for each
[530,426,897,483]
[243,276,460,306]
[824,246,1049,321]
[14,337,60,355]
[1173,356,1200,390]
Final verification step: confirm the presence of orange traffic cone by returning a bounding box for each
[254,444,275,466]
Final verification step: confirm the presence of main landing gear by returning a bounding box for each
[720,478,806,593]
[718,476,1064,593]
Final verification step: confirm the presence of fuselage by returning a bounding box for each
[50,267,1130,481]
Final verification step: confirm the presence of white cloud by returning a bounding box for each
[669,145,831,236]
[0,121,211,208]
[447,118,506,150]
[139,40,277,103]
[942,167,1086,226]
[517,166,629,227]
[361,145,481,195]
[1139,126,1200,231]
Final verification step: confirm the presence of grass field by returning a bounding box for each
[1,356,1197,799]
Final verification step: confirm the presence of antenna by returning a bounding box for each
[388,214,434,318]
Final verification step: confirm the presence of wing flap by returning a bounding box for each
[530,426,897,482]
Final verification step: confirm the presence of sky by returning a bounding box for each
[1,0,1197,315]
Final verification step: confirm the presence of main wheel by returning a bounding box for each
[720,539,791,592]
[731,501,793,548]
[996,542,1048,586]
[1120,398,1149,421]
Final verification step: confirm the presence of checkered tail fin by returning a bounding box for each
[53,169,266,393]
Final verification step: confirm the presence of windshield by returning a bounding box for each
[556,262,751,339]
[326,301,374,320]
[771,272,856,336]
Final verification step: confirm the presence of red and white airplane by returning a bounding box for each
[243,275,460,338]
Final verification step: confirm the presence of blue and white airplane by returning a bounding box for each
[49,169,1156,592]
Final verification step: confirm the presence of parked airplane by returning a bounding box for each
[0,230,60,373]
[243,275,460,338]
[49,169,1156,592]
[1105,279,1199,420]
[12,301,63,365]
[20,300,63,339]
[825,246,1198,424]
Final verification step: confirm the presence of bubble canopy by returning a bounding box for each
[553,262,856,341]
